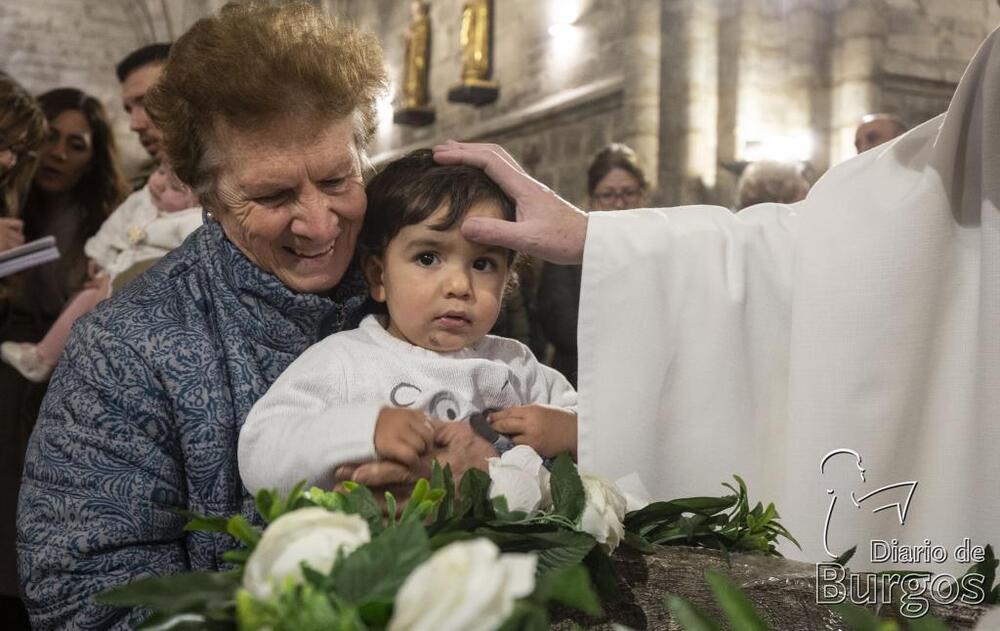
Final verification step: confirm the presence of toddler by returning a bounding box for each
[1,164,202,381]
[239,149,577,494]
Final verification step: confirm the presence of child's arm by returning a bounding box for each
[238,342,384,495]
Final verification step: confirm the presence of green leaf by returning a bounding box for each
[583,546,620,602]
[181,514,232,534]
[227,515,261,547]
[97,570,241,612]
[550,453,585,522]
[330,518,432,604]
[960,544,998,604]
[458,468,494,519]
[664,594,723,631]
[357,600,393,627]
[535,564,602,616]
[496,601,549,631]
[830,603,891,631]
[622,530,656,553]
[136,611,210,630]
[399,478,429,523]
[304,487,346,512]
[222,548,251,566]
[431,461,456,525]
[341,484,385,535]
[703,571,768,631]
[906,614,950,631]
[834,545,858,567]
[384,492,397,528]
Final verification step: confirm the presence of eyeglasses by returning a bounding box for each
[592,187,644,206]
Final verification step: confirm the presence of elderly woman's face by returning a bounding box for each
[213,116,366,294]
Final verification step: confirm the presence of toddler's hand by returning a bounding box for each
[489,404,577,459]
[374,407,435,466]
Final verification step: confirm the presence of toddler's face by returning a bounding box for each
[366,200,510,352]
[149,165,198,213]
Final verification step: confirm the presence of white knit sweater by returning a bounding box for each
[239,314,576,493]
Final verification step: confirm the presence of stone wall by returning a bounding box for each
[0,0,213,175]
[2,0,999,201]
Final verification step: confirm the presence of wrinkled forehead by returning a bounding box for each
[213,114,361,185]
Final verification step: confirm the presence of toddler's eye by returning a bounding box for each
[415,252,438,266]
[472,257,498,272]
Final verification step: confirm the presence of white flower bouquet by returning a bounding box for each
[97,449,797,630]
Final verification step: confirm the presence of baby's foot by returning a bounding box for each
[0,342,54,383]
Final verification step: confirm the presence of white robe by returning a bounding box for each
[578,28,1000,572]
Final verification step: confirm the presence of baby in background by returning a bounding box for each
[1,163,202,381]
[239,149,577,494]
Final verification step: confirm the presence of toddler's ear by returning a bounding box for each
[363,255,387,303]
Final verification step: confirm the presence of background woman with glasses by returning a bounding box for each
[536,143,650,386]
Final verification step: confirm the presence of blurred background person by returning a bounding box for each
[0,87,127,627]
[854,113,907,153]
[536,143,650,386]
[735,160,811,211]
[0,71,46,253]
[0,68,46,631]
[116,43,170,187]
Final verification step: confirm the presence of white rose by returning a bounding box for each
[242,507,370,601]
[388,539,537,631]
[578,474,627,553]
[487,445,552,513]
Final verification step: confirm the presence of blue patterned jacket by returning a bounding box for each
[16,220,368,629]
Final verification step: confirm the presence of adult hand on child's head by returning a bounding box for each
[489,405,578,459]
[432,141,589,265]
[0,217,25,252]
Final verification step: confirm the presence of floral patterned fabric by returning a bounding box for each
[16,219,368,629]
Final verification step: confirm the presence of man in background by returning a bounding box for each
[117,43,171,185]
[854,113,907,153]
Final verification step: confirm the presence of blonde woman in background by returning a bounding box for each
[0,71,46,253]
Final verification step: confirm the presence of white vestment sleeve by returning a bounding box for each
[576,25,1000,570]
[577,204,795,501]
[238,346,381,495]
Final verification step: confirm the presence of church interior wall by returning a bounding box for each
[1,0,998,207]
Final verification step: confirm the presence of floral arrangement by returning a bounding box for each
[98,447,797,630]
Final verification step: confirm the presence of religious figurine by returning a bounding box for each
[447,0,499,106]
[394,0,435,126]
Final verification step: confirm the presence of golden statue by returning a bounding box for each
[460,0,489,83]
[402,1,430,109]
[448,0,499,105]
[394,1,435,126]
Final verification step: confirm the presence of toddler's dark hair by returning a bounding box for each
[360,148,517,263]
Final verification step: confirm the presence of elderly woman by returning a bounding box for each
[17,5,492,629]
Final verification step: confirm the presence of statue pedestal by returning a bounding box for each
[393,106,436,126]
[447,79,499,106]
